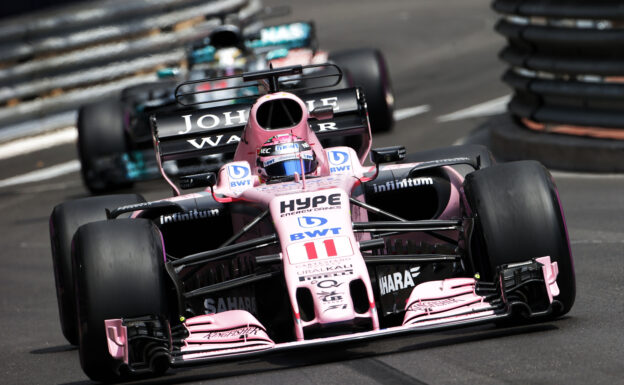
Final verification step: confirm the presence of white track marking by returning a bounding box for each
[436,95,511,123]
[0,160,80,189]
[571,240,624,245]
[0,127,77,160]
[393,105,431,121]
[551,171,624,179]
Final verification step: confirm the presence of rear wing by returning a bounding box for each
[150,87,371,165]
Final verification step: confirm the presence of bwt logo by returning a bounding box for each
[297,216,328,228]
[228,165,251,188]
[290,227,341,241]
[328,151,351,173]
[228,165,249,179]
[328,151,349,165]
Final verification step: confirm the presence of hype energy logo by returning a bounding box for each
[227,164,251,188]
[297,216,328,228]
[328,150,350,174]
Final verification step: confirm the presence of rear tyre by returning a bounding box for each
[330,48,394,133]
[77,98,132,193]
[463,161,575,316]
[49,194,145,345]
[74,219,168,381]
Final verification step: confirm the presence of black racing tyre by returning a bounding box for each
[463,161,575,317]
[74,219,168,382]
[49,194,145,345]
[77,98,132,193]
[330,48,394,133]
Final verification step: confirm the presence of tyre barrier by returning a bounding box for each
[485,114,624,173]
[0,0,260,134]
[489,0,624,169]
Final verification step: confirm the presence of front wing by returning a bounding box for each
[105,257,560,374]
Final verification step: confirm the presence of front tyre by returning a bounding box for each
[463,161,575,316]
[49,194,145,345]
[74,219,168,381]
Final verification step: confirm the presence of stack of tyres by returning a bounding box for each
[489,0,624,171]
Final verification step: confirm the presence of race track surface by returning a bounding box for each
[1,1,623,384]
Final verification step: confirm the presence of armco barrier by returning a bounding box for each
[0,0,261,135]
[488,0,624,170]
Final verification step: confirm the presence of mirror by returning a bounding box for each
[370,146,406,165]
[179,172,217,190]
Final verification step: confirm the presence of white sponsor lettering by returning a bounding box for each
[187,134,241,149]
[159,208,220,224]
[180,114,193,135]
[379,267,421,295]
[306,97,340,113]
[197,114,220,130]
[316,122,338,132]
[178,110,249,135]
[223,109,248,126]
[372,177,433,193]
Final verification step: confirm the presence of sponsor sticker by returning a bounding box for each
[327,150,351,174]
[289,227,341,241]
[371,177,433,193]
[204,296,258,315]
[378,267,421,295]
[407,298,463,312]
[287,236,353,264]
[279,193,341,217]
[297,216,328,228]
[159,208,220,225]
[201,326,262,340]
[225,163,253,190]
[228,164,250,179]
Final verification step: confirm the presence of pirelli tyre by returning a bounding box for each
[74,219,168,382]
[330,48,394,133]
[463,160,575,317]
[77,97,131,193]
[49,194,146,345]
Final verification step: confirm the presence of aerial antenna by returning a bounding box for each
[293,129,306,189]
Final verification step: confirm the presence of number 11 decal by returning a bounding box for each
[303,239,337,260]
[288,237,353,264]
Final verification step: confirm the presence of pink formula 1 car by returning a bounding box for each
[49,65,574,382]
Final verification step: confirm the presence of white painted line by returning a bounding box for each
[571,239,624,244]
[0,126,77,160]
[393,105,431,121]
[437,95,511,123]
[0,160,80,189]
[551,171,624,179]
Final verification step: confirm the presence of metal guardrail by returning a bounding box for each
[0,0,261,136]
[0,0,237,44]
[493,0,624,138]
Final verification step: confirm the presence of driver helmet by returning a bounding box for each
[257,133,317,180]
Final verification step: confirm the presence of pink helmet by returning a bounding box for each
[256,133,317,180]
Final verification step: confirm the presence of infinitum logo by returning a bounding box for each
[159,208,220,224]
[372,177,433,193]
